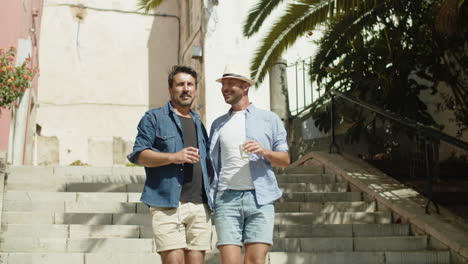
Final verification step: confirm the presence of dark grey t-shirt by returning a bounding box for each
[179,116,207,204]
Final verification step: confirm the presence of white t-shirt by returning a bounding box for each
[218,110,254,190]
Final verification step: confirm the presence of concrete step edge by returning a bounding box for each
[3,200,374,213]
[0,223,412,239]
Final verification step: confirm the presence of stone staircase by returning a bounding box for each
[0,166,450,263]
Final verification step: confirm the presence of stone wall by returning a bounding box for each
[37,135,134,166]
[289,111,373,163]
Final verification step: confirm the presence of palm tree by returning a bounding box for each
[136,0,165,13]
[245,0,467,134]
[244,0,467,87]
[243,0,383,86]
[309,0,443,135]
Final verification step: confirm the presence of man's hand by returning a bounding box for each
[170,147,200,164]
[243,140,268,157]
[242,140,290,168]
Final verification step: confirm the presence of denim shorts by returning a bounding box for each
[213,190,275,246]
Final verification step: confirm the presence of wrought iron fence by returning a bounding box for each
[286,57,323,116]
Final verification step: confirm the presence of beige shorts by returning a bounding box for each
[149,202,212,252]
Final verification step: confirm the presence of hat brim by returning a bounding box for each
[216,76,255,86]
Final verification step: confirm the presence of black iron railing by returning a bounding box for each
[328,89,468,214]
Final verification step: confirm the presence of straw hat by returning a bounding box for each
[216,64,255,86]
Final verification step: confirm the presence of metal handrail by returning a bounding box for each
[327,89,468,214]
[330,90,468,150]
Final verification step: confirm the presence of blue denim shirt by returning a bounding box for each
[209,104,289,205]
[127,101,213,209]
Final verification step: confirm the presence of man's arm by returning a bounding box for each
[138,147,200,168]
[128,112,199,167]
[243,140,290,168]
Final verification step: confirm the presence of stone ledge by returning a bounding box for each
[293,151,468,262]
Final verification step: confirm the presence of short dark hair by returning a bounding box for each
[168,65,198,88]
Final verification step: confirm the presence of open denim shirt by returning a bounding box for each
[127,101,213,209]
[209,104,289,206]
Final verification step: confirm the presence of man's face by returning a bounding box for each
[221,78,248,105]
[170,72,196,107]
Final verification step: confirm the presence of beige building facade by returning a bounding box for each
[36,0,206,166]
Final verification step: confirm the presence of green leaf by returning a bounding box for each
[136,0,164,13]
[247,0,384,87]
[243,0,286,38]
[458,0,465,9]
[250,0,334,87]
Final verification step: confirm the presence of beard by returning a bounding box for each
[224,93,242,105]
[171,92,194,107]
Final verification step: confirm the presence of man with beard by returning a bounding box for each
[209,64,290,264]
[128,65,212,264]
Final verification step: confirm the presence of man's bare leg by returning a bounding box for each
[160,249,185,264]
[218,245,242,264]
[244,243,270,264]
[185,250,206,264]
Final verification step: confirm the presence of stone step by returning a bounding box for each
[5,174,146,184]
[274,212,391,225]
[0,251,451,264]
[5,182,348,193]
[0,252,161,264]
[3,200,374,213]
[0,236,427,253]
[7,165,324,176]
[2,212,391,225]
[268,251,450,264]
[275,201,375,213]
[0,238,155,253]
[6,166,145,178]
[3,201,142,214]
[276,174,336,183]
[280,182,347,193]
[3,191,140,203]
[282,167,325,174]
[0,224,410,239]
[0,224,148,239]
[4,191,360,203]
[270,236,428,252]
[6,173,336,185]
[275,223,410,238]
[4,182,143,192]
[1,212,150,225]
[279,192,362,202]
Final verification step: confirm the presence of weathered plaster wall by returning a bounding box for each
[37,0,178,165]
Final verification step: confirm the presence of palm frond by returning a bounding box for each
[136,0,164,13]
[243,0,286,38]
[458,0,465,8]
[335,0,382,14]
[435,0,463,37]
[310,1,384,86]
[248,0,385,86]
[250,0,334,86]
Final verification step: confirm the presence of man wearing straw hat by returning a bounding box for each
[209,64,290,264]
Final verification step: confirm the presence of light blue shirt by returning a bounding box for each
[209,104,289,205]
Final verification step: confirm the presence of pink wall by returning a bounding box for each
[0,0,43,155]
